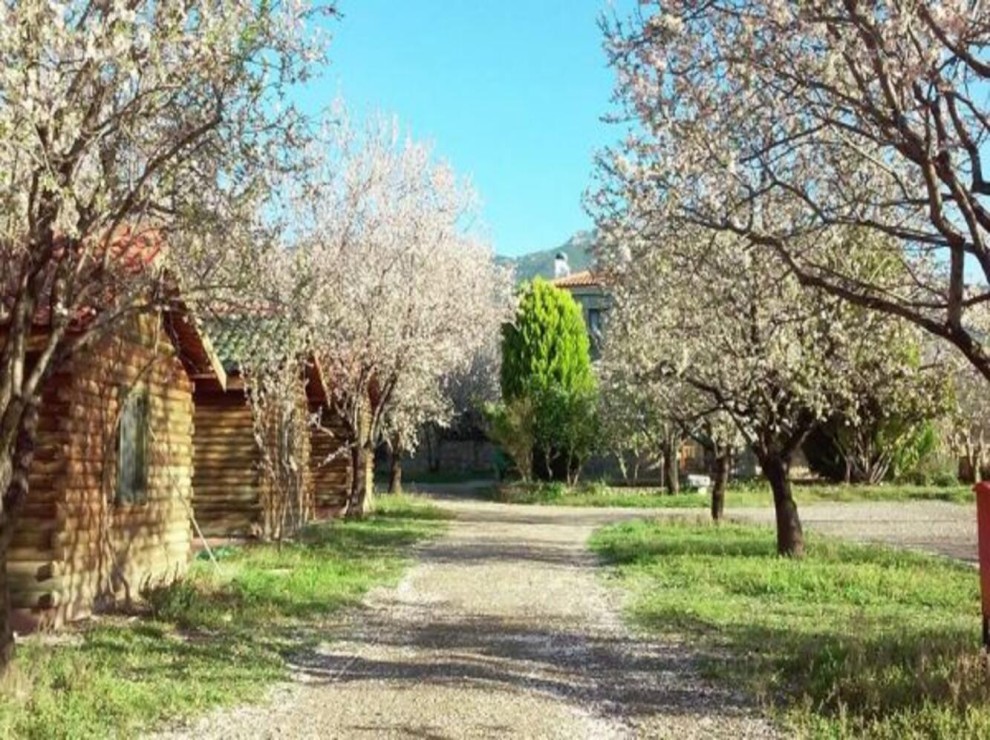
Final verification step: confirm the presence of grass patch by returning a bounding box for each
[591,517,988,738]
[391,469,492,485]
[741,481,974,506]
[0,496,448,739]
[496,480,974,508]
[494,480,704,507]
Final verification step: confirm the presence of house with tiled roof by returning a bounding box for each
[549,254,710,479]
[549,255,610,358]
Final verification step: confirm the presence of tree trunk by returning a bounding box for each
[0,446,15,671]
[0,563,11,671]
[388,447,403,494]
[0,402,40,672]
[711,449,729,522]
[615,452,628,483]
[761,454,804,557]
[426,425,441,473]
[533,445,568,482]
[568,454,584,486]
[346,443,373,519]
[663,437,680,495]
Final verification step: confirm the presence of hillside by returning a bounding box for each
[499,231,596,283]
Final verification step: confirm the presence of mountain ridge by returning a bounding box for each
[498,231,596,283]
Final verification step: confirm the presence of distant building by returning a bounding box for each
[551,265,713,479]
[550,270,610,358]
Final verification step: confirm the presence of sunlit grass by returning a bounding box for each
[497,480,974,508]
[0,495,449,739]
[592,518,988,738]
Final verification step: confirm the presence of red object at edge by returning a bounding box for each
[973,482,990,648]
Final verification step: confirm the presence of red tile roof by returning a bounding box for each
[0,227,165,329]
[550,270,602,289]
[2,228,227,388]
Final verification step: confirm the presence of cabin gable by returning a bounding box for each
[190,317,351,536]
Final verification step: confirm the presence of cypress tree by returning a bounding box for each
[501,278,595,401]
[500,278,597,480]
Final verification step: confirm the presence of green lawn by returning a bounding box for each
[0,496,450,740]
[591,518,988,738]
[496,481,974,508]
[388,469,493,485]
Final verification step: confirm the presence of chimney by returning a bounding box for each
[553,252,570,279]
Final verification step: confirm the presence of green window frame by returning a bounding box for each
[116,387,150,505]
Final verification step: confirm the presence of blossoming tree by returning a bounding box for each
[220,246,319,541]
[600,2,990,380]
[598,350,739,517]
[593,213,931,555]
[300,117,512,517]
[0,0,331,666]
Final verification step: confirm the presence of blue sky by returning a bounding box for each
[308,1,634,258]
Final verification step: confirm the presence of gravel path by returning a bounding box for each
[151,498,778,739]
[729,500,978,562]
[417,482,979,563]
[150,496,975,739]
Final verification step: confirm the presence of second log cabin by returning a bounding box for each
[189,316,354,537]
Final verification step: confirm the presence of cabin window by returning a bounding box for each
[116,388,150,505]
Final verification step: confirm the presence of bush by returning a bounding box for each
[142,578,200,623]
[484,397,535,481]
[889,419,941,481]
[495,481,568,504]
[901,452,960,487]
[805,415,955,486]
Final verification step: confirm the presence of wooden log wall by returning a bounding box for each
[256,381,314,538]
[9,314,195,631]
[191,389,261,537]
[194,379,316,538]
[310,406,352,516]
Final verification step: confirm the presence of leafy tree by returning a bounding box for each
[484,397,536,482]
[499,279,597,481]
[536,386,599,485]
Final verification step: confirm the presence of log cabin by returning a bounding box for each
[310,403,358,517]
[7,307,225,631]
[189,316,355,538]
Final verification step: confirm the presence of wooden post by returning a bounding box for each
[974,482,990,649]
